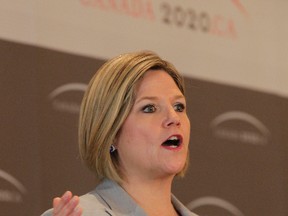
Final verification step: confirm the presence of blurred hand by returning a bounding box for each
[52,191,82,216]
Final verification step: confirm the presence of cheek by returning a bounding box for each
[118,125,156,156]
[117,123,144,148]
[183,117,191,141]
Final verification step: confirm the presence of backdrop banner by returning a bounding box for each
[1,1,288,97]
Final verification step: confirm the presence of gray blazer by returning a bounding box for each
[41,178,198,216]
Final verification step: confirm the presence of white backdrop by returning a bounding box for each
[1,0,288,97]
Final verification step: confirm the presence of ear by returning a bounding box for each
[113,139,119,148]
[113,129,122,148]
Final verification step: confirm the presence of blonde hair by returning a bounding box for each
[79,51,188,183]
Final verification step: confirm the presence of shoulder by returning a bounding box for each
[172,194,199,216]
[79,189,115,216]
[40,188,114,216]
[41,178,145,216]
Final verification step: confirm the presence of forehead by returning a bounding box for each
[134,70,183,98]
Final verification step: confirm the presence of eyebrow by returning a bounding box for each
[135,94,185,104]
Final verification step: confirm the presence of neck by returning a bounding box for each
[121,175,178,216]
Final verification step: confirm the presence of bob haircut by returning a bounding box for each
[79,51,189,183]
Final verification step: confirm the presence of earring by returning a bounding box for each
[110,145,116,153]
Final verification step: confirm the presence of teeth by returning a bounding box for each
[169,145,178,148]
[168,136,179,140]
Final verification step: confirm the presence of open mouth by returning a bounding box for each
[162,135,182,149]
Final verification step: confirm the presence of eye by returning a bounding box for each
[142,104,156,113]
[174,103,185,112]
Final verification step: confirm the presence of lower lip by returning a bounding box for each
[161,144,183,151]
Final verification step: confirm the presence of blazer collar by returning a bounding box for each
[94,178,197,216]
[95,178,147,216]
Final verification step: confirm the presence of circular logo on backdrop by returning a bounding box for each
[210,111,270,145]
[0,169,27,203]
[48,83,87,114]
[187,196,245,216]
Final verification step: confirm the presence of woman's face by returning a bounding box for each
[116,70,190,180]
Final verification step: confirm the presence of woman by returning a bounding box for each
[42,51,197,216]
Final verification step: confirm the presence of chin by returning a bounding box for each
[164,162,186,176]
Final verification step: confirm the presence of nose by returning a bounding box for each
[163,108,181,128]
